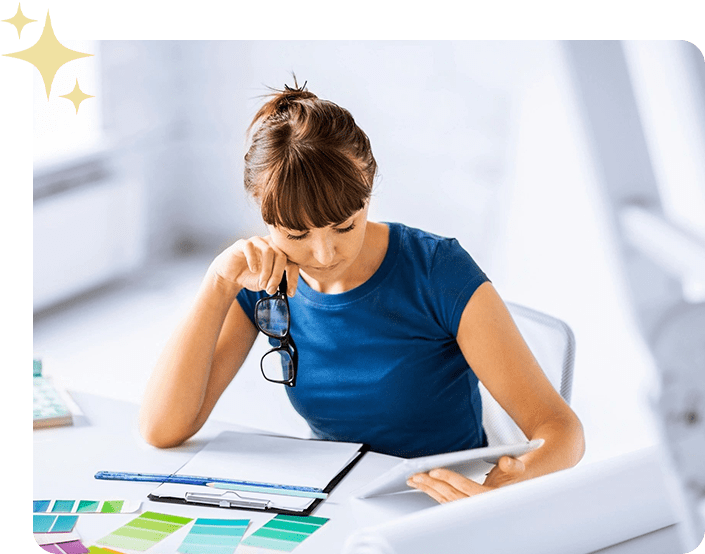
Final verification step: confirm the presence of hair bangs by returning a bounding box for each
[260,146,370,231]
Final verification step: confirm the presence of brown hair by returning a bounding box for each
[244,78,377,231]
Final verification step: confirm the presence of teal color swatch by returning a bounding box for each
[96,511,192,551]
[77,500,100,512]
[177,518,250,554]
[240,514,328,552]
[33,514,78,533]
[52,500,76,512]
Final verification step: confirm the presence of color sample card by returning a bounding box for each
[34,514,79,533]
[177,518,250,554]
[238,514,329,552]
[87,547,125,554]
[33,500,141,514]
[95,511,192,551]
[38,539,89,553]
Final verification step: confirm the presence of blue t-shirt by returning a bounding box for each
[236,222,490,458]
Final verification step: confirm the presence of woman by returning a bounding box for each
[139,79,585,504]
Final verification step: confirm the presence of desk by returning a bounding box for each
[34,392,690,554]
[33,391,437,553]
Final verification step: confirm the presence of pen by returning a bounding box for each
[94,471,327,498]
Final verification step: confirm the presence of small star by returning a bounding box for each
[3,11,92,99]
[59,79,94,114]
[2,3,36,39]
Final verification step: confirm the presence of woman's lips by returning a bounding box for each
[309,261,340,272]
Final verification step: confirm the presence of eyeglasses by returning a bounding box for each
[254,273,298,387]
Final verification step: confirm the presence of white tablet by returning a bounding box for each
[353,439,544,498]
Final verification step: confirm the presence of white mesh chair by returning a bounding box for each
[479,302,576,446]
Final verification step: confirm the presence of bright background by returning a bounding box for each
[29,39,705,464]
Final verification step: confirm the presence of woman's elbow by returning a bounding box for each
[138,410,192,449]
[566,410,586,465]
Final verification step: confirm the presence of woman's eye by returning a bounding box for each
[335,223,355,234]
[287,232,309,241]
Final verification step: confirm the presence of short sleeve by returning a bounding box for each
[236,288,266,328]
[429,238,490,336]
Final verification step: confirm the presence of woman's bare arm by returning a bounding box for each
[139,236,299,448]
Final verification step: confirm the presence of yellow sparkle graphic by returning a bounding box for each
[3,11,92,99]
[59,79,94,114]
[2,3,37,38]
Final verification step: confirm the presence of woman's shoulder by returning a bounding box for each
[386,222,466,260]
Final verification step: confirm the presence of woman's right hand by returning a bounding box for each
[208,236,299,297]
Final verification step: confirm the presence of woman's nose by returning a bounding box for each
[311,235,336,265]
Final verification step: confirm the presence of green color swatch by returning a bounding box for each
[96,511,192,551]
[87,547,126,554]
[101,500,125,513]
[240,514,329,552]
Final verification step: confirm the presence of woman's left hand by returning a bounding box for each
[406,455,526,503]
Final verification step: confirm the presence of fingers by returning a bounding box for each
[482,456,527,489]
[218,235,301,295]
[407,459,528,504]
[407,469,487,503]
[498,456,525,475]
[238,237,290,294]
[241,240,260,274]
[285,264,300,297]
[406,475,452,503]
[266,249,287,295]
[250,237,278,294]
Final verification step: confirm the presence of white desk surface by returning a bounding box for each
[34,391,694,554]
[33,391,438,553]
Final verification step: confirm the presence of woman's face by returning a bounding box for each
[267,204,370,283]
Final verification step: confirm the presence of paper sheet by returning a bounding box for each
[150,431,363,511]
[178,431,362,489]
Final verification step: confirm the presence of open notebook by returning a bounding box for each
[149,431,367,515]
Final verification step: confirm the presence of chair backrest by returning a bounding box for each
[479,302,576,446]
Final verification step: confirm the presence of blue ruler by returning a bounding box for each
[94,471,328,499]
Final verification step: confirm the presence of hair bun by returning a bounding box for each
[275,78,315,112]
[284,80,307,93]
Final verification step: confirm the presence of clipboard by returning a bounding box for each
[353,439,544,498]
[147,430,368,516]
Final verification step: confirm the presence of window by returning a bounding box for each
[622,41,705,240]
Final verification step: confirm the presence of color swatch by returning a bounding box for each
[33,500,140,514]
[34,515,78,533]
[95,511,192,551]
[238,514,329,552]
[37,539,89,553]
[87,547,125,554]
[177,518,250,554]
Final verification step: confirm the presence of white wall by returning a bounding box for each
[101,40,531,263]
[38,40,680,465]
